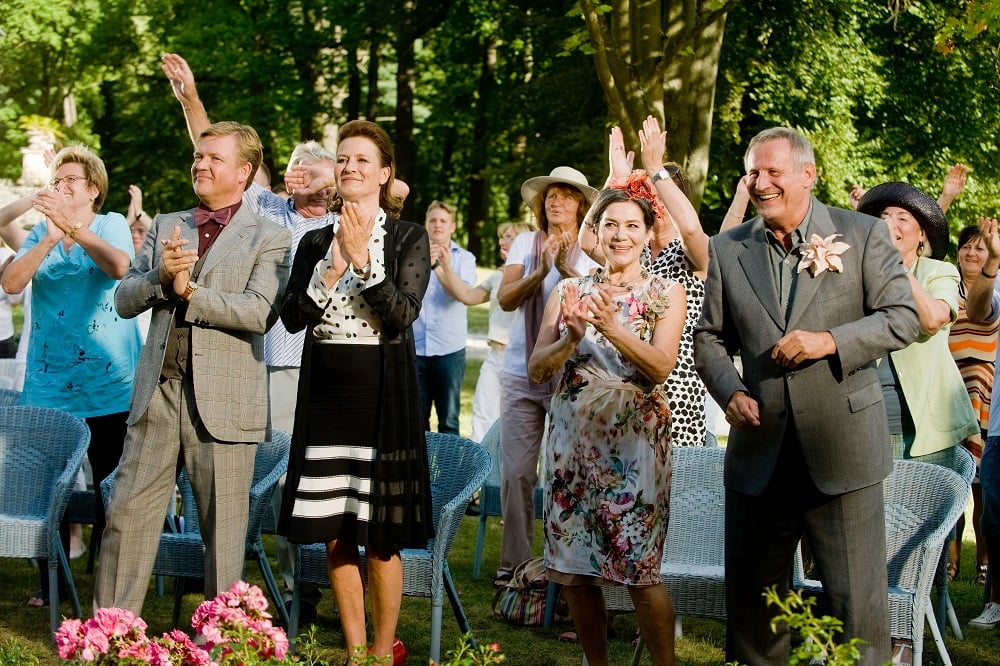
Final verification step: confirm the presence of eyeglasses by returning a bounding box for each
[49,175,87,188]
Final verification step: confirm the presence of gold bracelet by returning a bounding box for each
[68,222,83,239]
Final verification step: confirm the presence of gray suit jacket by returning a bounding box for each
[116,205,291,443]
[694,198,920,495]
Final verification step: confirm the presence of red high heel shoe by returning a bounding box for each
[365,638,407,665]
[392,637,407,665]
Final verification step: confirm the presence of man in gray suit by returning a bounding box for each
[95,121,291,613]
[694,127,920,665]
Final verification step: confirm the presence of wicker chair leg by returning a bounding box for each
[472,514,488,579]
[48,567,60,639]
[924,605,953,666]
[429,602,444,664]
[172,577,185,628]
[86,529,100,574]
[254,549,290,628]
[445,569,475,643]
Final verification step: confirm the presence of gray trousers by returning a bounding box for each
[95,376,256,614]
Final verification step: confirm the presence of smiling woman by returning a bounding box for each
[278,119,432,666]
[0,144,141,609]
[527,184,686,666]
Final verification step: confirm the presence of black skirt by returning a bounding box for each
[283,341,433,550]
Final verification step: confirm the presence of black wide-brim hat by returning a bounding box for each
[857,182,949,260]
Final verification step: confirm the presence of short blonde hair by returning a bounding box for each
[498,221,533,238]
[52,145,108,212]
[198,121,263,191]
[426,200,456,219]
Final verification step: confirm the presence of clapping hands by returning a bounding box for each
[560,283,620,343]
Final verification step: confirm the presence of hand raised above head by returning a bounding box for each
[608,126,634,181]
[942,163,968,201]
[848,185,866,211]
[978,217,1000,261]
[639,115,668,174]
[161,53,198,103]
[127,185,144,219]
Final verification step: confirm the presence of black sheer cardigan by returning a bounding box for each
[277,217,435,550]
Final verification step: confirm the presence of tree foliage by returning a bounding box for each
[573,0,740,207]
[3,0,1000,261]
[706,0,1000,246]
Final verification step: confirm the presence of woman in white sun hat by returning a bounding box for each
[493,166,600,587]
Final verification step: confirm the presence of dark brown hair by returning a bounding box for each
[328,120,403,217]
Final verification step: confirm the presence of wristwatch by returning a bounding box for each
[352,262,371,279]
[182,280,200,301]
[651,166,681,184]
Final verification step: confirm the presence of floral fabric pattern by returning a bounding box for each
[544,274,677,585]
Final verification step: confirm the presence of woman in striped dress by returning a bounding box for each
[948,219,1000,583]
[279,120,433,665]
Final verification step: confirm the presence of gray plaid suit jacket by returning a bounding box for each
[694,198,920,496]
[115,205,291,443]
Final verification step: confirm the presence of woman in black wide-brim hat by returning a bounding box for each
[857,182,978,467]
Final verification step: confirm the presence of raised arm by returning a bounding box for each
[0,194,32,251]
[938,163,968,213]
[720,175,752,233]
[161,53,211,146]
[638,115,709,274]
[965,217,1000,323]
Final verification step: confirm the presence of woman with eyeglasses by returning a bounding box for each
[1,145,141,609]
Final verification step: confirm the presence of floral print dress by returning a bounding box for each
[544,273,677,586]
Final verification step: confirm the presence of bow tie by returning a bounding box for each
[193,206,233,227]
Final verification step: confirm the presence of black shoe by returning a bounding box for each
[465,501,481,516]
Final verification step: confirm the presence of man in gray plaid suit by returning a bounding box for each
[95,121,291,613]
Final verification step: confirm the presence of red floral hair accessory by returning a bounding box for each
[608,171,668,224]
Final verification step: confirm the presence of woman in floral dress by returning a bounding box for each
[529,185,686,666]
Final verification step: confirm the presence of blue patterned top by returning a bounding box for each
[17,213,141,417]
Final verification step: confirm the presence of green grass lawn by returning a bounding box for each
[2,507,1000,664]
[4,288,1000,663]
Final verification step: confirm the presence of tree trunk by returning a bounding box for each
[581,0,736,209]
[466,36,498,261]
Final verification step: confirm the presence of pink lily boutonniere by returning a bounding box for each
[797,233,850,276]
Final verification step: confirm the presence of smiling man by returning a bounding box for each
[694,127,920,666]
[413,200,476,434]
[95,121,291,614]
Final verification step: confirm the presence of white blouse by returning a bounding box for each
[306,211,388,345]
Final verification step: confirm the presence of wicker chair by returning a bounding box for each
[0,406,91,636]
[0,359,17,390]
[471,418,544,578]
[793,459,971,666]
[934,445,975,641]
[596,445,727,666]
[101,430,292,628]
[290,432,492,663]
[0,387,21,406]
